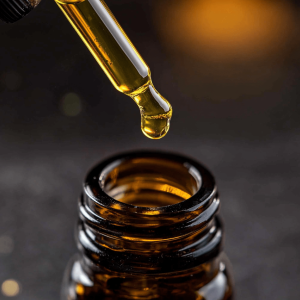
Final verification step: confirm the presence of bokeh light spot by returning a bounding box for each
[157,0,295,62]
[60,92,82,117]
[0,236,14,254]
[1,280,20,297]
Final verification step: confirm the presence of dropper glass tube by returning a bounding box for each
[55,0,172,139]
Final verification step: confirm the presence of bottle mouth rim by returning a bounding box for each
[84,151,216,216]
[80,152,222,273]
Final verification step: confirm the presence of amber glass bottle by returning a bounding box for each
[61,151,234,300]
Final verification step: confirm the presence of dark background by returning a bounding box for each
[0,0,300,299]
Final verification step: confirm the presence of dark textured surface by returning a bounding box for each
[0,0,300,299]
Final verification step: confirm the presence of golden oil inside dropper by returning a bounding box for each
[55,0,172,139]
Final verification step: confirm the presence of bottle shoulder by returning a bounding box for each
[61,254,233,300]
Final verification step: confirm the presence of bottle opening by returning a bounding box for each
[101,157,201,208]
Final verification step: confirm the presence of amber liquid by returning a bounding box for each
[67,258,233,300]
[103,157,198,207]
[55,0,172,139]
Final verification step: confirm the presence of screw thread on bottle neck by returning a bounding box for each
[78,151,224,274]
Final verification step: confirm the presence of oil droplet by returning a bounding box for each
[132,82,172,139]
[1,280,20,297]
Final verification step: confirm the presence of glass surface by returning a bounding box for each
[61,152,234,300]
[55,0,172,139]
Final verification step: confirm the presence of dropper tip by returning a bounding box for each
[141,112,172,139]
[133,82,173,140]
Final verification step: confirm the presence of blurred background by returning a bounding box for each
[0,0,300,299]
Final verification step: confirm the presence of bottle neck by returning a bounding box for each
[77,152,223,274]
